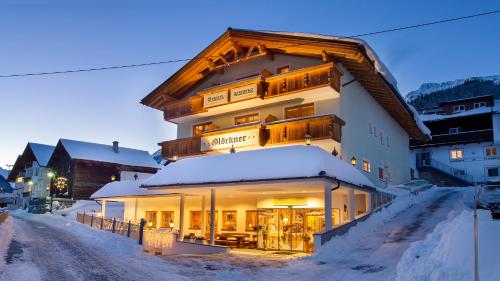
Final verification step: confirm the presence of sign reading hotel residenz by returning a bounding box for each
[203,83,258,108]
[200,129,260,151]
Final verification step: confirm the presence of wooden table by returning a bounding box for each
[223,233,250,248]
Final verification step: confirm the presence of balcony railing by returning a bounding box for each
[410,129,493,148]
[159,114,344,159]
[163,63,341,120]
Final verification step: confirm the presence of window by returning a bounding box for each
[205,211,218,233]
[486,146,498,158]
[192,122,213,137]
[386,135,390,147]
[368,122,373,135]
[450,149,464,160]
[145,211,157,228]
[453,105,465,113]
[222,210,237,231]
[362,160,371,173]
[246,210,258,231]
[189,211,201,229]
[488,167,499,177]
[276,65,290,74]
[378,167,384,181]
[284,103,314,119]
[160,211,174,228]
[449,127,461,134]
[474,102,486,108]
[380,131,384,145]
[234,113,259,125]
[373,125,378,137]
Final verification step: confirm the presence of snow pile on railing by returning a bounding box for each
[0,211,13,272]
[313,187,437,262]
[395,210,500,281]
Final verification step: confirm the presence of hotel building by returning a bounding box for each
[92,29,429,253]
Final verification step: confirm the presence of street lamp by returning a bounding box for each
[47,171,56,213]
[351,156,357,166]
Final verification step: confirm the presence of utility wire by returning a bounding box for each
[1,9,499,78]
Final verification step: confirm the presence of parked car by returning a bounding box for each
[478,182,500,219]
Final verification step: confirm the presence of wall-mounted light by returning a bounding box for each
[351,156,357,166]
[47,171,55,178]
[111,175,116,181]
[305,134,312,146]
[172,155,178,161]
[230,145,236,154]
[169,220,174,229]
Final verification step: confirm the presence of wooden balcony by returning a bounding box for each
[162,63,341,121]
[159,114,344,159]
[410,129,494,148]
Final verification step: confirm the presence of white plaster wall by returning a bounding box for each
[337,64,411,186]
[493,111,500,144]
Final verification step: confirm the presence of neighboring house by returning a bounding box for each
[0,174,15,207]
[46,139,159,200]
[410,95,500,185]
[7,143,55,206]
[93,29,428,253]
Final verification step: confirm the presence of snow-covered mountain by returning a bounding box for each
[406,75,500,102]
[0,167,9,179]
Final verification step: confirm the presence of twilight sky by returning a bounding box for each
[1,0,499,169]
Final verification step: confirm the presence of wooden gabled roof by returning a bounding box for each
[141,28,428,140]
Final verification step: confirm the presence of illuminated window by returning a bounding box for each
[285,103,314,119]
[450,149,463,160]
[189,211,201,229]
[234,113,259,125]
[276,65,290,74]
[246,210,258,231]
[485,147,497,158]
[192,123,213,137]
[362,160,371,173]
[205,210,218,233]
[16,177,24,183]
[222,210,237,231]
[145,211,157,228]
[160,211,174,228]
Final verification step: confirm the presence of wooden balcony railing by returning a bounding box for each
[159,114,344,159]
[410,129,494,148]
[162,63,341,120]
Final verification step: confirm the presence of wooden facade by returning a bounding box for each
[159,114,344,159]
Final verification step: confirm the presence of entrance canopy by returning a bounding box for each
[142,145,375,190]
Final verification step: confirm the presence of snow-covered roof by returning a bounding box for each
[91,179,168,199]
[29,143,55,166]
[142,145,375,189]
[419,107,492,122]
[257,30,398,91]
[59,139,159,169]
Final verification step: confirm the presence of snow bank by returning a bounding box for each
[313,187,437,262]
[0,215,14,272]
[419,106,492,122]
[91,179,169,199]
[52,200,124,219]
[143,145,375,188]
[408,104,431,137]
[395,210,500,281]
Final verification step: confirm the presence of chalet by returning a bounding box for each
[47,139,159,200]
[92,29,429,253]
[411,95,500,185]
[8,143,55,207]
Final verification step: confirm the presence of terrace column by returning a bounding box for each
[210,189,216,245]
[201,195,206,237]
[348,189,356,221]
[133,198,139,223]
[366,192,373,212]
[179,194,185,240]
[101,200,107,218]
[324,182,333,231]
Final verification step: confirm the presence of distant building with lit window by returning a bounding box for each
[411,95,500,185]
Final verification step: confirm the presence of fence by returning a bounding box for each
[0,209,8,225]
[76,212,144,242]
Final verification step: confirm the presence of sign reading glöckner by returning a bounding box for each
[230,84,258,102]
[201,129,259,151]
[204,90,228,108]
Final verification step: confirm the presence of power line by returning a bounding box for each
[1,9,499,78]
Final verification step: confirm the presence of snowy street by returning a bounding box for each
[0,187,472,281]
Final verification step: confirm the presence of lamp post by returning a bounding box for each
[47,171,55,213]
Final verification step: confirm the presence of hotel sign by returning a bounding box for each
[230,84,258,102]
[200,129,260,151]
[203,90,228,108]
[273,197,307,206]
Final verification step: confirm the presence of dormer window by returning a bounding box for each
[474,102,486,109]
[453,105,465,113]
[449,127,461,134]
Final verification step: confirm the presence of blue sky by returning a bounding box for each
[1,0,499,168]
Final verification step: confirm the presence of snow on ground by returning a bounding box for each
[0,215,13,272]
[395,209,500,281]
[52,200,124,219]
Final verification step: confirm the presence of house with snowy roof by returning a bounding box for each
[8,143,55,206]
[92,29,429,253]
[46,139,159,200]
[411,95,500,185]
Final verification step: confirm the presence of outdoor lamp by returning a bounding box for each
[47,171,54,178]
[110,175,116,181]
[28,180,33,186]
[169,220,174,228]
[172,155,178,161]
[305,134,312,145]
[148,221,153,227]
[351,156,357,166]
